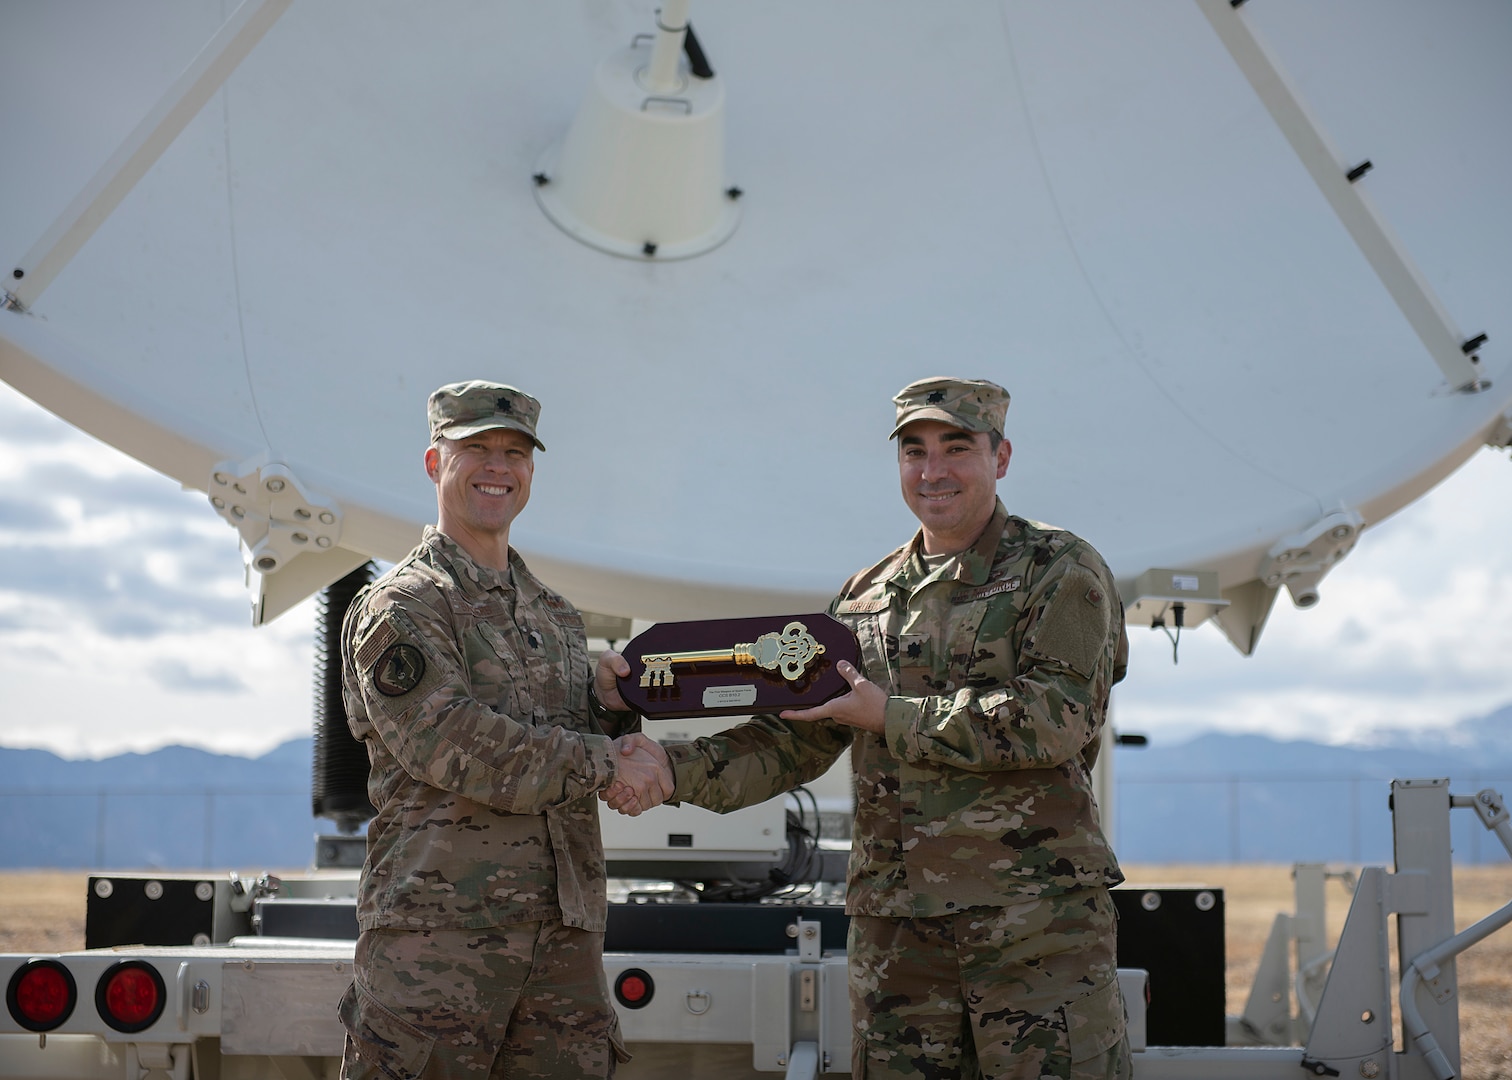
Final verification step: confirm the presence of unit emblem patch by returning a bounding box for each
[373,643,426,696]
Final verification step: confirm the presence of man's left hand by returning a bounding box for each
[601,733,673,816]
[594,648,632,712]
[780,660,887,733]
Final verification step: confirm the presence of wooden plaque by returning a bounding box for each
[615,613,860,720]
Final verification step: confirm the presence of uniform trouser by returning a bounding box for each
[339,921,628,1080]
[849,886,1132,1080]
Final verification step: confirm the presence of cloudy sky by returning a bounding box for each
[0,380,318,759]
[2,376,1510,761]
[1114,445,1512,749]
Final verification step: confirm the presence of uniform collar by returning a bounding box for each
[887,498,1011,590]
[423,525,541,602]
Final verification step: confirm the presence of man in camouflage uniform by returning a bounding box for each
[337,380,668,1079]
[621,376,1131,1078]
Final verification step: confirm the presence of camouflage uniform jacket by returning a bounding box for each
[341,527,636,934]
[668,500,1127,917]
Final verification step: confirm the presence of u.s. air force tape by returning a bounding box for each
[373,643,426,696]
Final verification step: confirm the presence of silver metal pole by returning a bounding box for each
[644,0,693,94]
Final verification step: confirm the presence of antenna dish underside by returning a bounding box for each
[2,1,1507,638]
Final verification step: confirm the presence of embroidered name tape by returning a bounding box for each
[835,598,890,614]
[951,575,1023,604]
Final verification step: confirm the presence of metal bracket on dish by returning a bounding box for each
[1257,510,1364,610]
[206,458,342,576]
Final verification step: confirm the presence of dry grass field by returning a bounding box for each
[2,865,1508,1076]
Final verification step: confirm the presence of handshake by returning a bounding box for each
[594,648,674,817]
[600,733,674,816]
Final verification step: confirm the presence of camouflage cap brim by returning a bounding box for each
[889,376,1010,439]
[427,380,545,450]
[435,418,546,451]
[888,407,982,439]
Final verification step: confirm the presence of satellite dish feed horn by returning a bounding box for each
[532,0,741,260]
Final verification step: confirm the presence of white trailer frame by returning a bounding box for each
[3,778,1507,1079]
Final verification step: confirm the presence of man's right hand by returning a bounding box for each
[602,733,673,816]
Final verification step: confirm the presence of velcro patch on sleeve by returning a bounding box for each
[1024,565,1112,680]
[372,643,426,696]
[354,618,400,673]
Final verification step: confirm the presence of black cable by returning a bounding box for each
[1152,602,1185,664]
[679,785,824,903]
[683,23,714,78]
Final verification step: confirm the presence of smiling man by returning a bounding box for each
[336,380,666,1079]
[623,376,1132,1079]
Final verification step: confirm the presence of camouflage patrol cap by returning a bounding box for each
[427,380,545,450]
[889,376,1010,439]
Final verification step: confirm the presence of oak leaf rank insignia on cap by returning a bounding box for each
[889,376,1011,439]
[428,380,545,450]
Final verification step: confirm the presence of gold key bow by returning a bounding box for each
[639,620,826,689]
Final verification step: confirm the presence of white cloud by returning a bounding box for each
[0,382,318,759]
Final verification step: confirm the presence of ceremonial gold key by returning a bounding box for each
[639,620,825,689]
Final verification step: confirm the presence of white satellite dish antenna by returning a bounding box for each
[2,0,1508,656]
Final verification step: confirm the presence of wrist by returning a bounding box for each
[588,683,634,723]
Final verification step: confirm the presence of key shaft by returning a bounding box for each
[639,620,824,689]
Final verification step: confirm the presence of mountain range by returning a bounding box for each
[1112,703,1512,864]
[2,705,1509,870]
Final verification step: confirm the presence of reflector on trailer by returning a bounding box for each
[6,960,77,1032]
[95,961,165,1033]
[614,968,655,1009]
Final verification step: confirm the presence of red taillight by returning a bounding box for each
[613,968,654,1009]
[96,961,165,1033]
[7,960,77,1031]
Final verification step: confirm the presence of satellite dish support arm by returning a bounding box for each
[4,0,293,312]
[1196,0,1488,393]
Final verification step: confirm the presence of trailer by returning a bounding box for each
[3,778,1507,1078]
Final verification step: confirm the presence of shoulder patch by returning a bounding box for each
[354,619,400,672]
[1024,564,1113,679]
[372,642,426,697]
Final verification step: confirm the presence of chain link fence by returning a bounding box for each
[4,773,1510,869]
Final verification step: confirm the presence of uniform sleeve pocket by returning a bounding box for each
[338,980,436,1080]
[1024,565,1112,680]
[1065,975,1126,1065]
